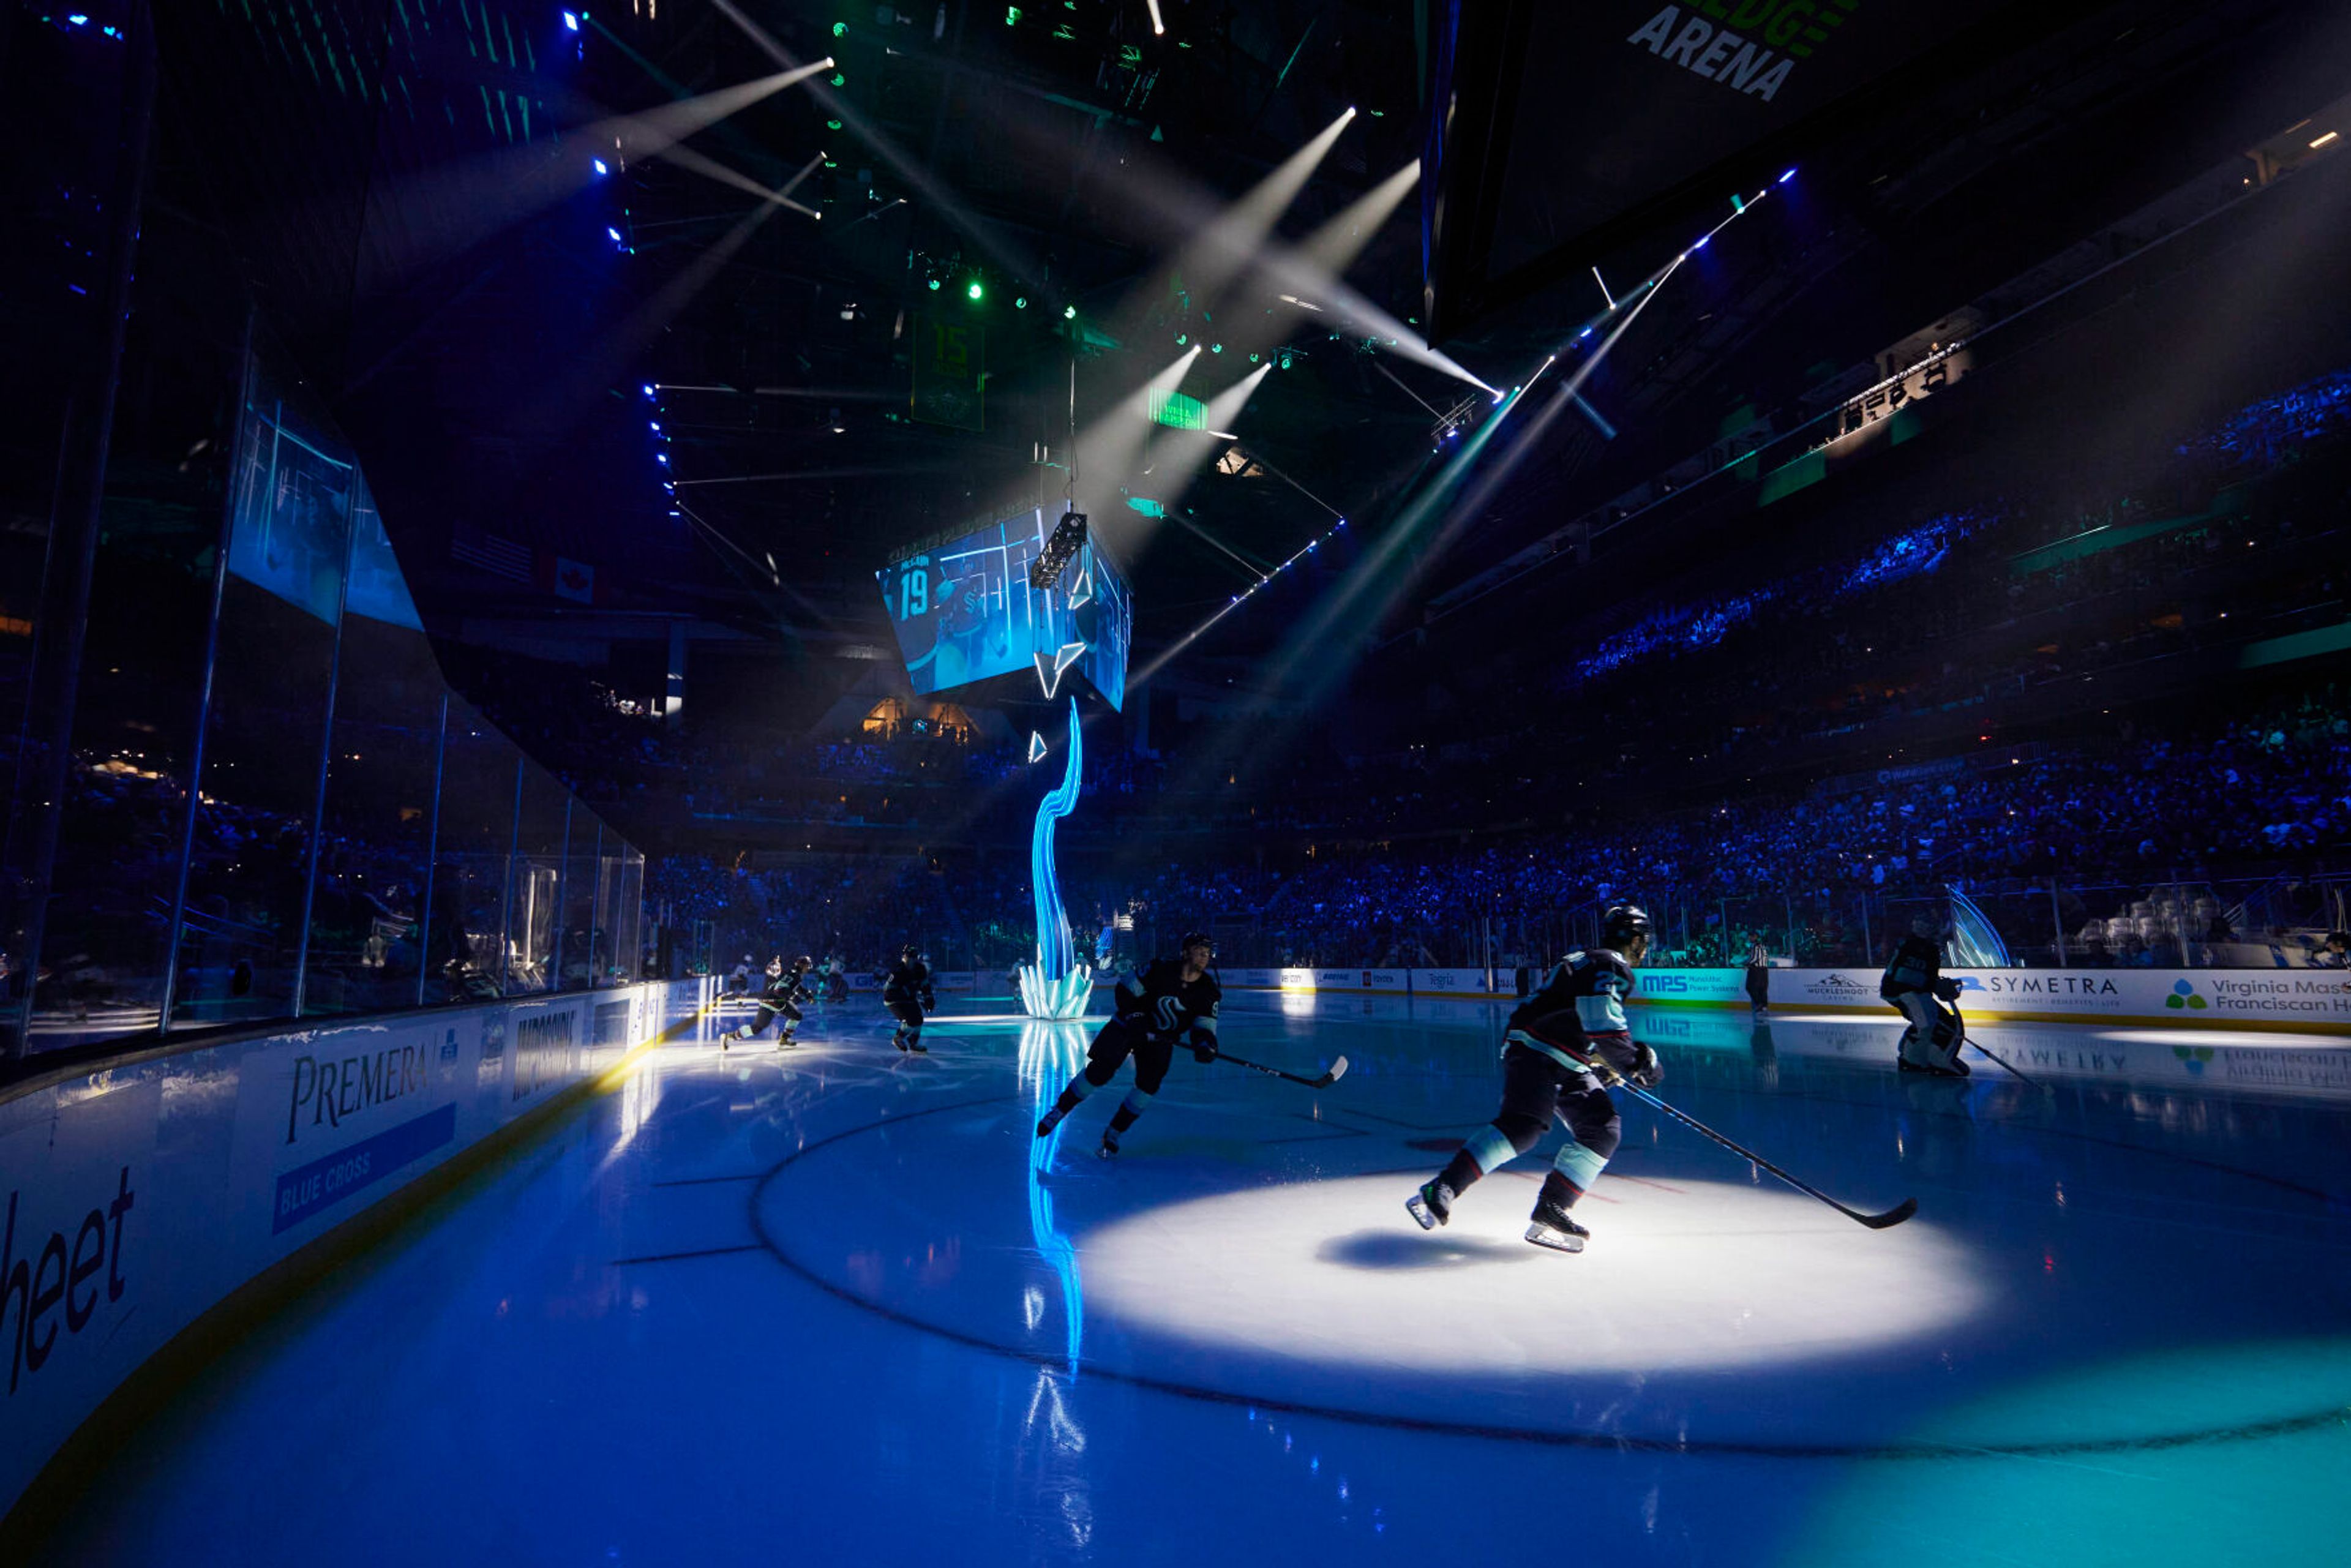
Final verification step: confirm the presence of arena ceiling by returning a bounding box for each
[150,0,2351,678]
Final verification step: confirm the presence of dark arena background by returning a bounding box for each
[6,2,2351,1562]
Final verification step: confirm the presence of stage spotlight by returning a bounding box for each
[1779,167,1798,183]
[928,278,942,291]
[592,159,609,176]
[967,279,985,301]
[1015,296,1028,309]
[563,10,579,30]
[1175,332,1188,346]
[1063,304,1078,319]
[1210,343,1223,354]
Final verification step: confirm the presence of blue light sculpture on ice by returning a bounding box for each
[1018,699,1094,1018]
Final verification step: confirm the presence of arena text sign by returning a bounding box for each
[1623,1,1866,103]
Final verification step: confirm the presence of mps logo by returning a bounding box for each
[2165,980,2208,1011]
[1642,974,1692,994]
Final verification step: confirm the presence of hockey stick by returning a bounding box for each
[1960,1034,2053,1094]
[1554,1042,1915,1229]
[1202,1047,1349,1089]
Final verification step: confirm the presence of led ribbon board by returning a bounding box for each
[877,509,1131,708]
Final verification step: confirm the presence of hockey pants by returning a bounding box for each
[1438,1043,1623,1212]
[1046,1019,1177,1137]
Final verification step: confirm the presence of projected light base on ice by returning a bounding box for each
[1019,699,1095,1020]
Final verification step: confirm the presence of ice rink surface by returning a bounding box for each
[45,990,2351,1566]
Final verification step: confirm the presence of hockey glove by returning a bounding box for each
[1190,1030,1218,1064]
[1933,977,1962,1002]
[1630,1043,1663,1089]
[921,989,937,1013]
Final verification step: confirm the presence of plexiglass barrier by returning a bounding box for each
[1,334,648,1060]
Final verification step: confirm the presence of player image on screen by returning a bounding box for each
[877,509,1130,708]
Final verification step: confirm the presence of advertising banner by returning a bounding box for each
[1218,968,1280,989]
[1409,968,1497,998]
[1311,969,1359,991]
[1628,967,2351,1032]
[0,979,701,1520]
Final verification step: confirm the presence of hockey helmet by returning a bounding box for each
[1602,904,1653,949]
[764,956,784,977]
[1178,930,1215,959]
[792,954,813,972]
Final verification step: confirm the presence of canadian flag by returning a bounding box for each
[551,555,596,603]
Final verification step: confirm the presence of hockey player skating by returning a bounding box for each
[727,955,814,1049]
[1407,906,1664,1253]
[880,944,937,1052]
[1882,914,1967,1076]
[1035,932,1221,1159]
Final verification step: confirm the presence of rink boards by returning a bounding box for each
[1218,965,2351,1034]
[0,978,717,1531]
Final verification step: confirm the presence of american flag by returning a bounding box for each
[451,527,532,581]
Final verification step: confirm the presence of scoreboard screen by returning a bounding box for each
[877,509,1132,710]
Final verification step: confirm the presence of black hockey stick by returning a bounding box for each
[1554,1043,1915,1229]
[1961,1034,2053,1094]
[1202,1047,1349,1089]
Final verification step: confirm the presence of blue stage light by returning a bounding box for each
[1693,234,1709,249]
[1580,326,1594,339]
[1779,167,1796,184]
[607,226,623,242]
[656,454,669,465]
[593,159,608,176]
[563,12,580,31]
[642,384,655,397]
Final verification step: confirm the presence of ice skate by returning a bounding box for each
[1035,1105,1067,1139]
[1524,1197,1589,1253]
[1097,1128,1121,1159]
[1406,1179,1455,1231]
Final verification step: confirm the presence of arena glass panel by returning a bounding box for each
[508,759,569,994]
[13,252,246,1052]
[430,699,520,1000]
[168,356,354,1032]
[299,475,439,1017]
[559,811,602,990]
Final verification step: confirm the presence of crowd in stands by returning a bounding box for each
[448,369,2351,978]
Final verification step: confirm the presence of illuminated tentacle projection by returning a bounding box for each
[1018,699,1095,1018]
[1019,1018,1092,1375]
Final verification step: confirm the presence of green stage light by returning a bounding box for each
[1014,296,1028,309]
[831,71,847,86]
[1210,342,1223,354]
[827,118,842,130]
[1174,332,1187,346]
[967,280,984,301]
[1063,304,1077,320]
[928,278,942,291]
[832,21,846,36]
[1248,353,1260,363]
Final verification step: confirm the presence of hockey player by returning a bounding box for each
[1035,932,1221,1158]
[880,944,937,1053]
[728,955,814,1049]
[1406,906,1664,1254]
[1882,913,1967,1076]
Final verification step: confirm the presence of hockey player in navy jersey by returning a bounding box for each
[1035,932,1221,1158]
[880,944,937,1053]
[1406,906,1663,1253]
[728,955,814,1049]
